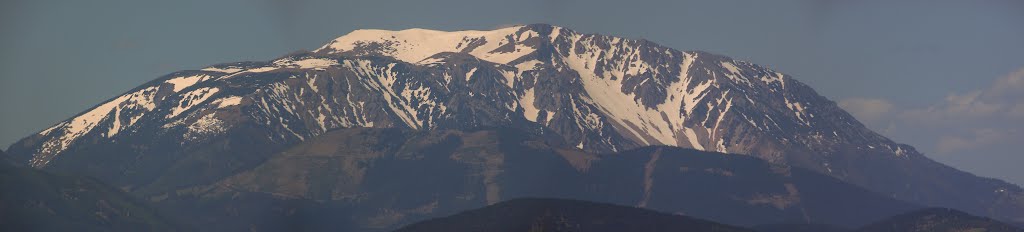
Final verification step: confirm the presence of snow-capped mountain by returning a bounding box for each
[16,24,905,166]
[6,24,1022,224]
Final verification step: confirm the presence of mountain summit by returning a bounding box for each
[14,24,908,165]
[7,24,1023,225]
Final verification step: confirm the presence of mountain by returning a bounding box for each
[855,208,1022,232]
[146,127,918,230]
[0,149,185,231]
[394,198,753,232]
[6,24,1022,223]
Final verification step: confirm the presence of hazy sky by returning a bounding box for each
[1,0,1022,185]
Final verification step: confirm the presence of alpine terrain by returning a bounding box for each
[5,24,1022,230]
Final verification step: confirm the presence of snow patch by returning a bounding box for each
[183,113,228,142]
[785,97,810,126]
[683,127,705,150]
[316,25,539,65]
[32,86,161,166]
[519,87,540,122]
[277,58,339,69]
[465,67,477,82]
[168,87,220,118]
[201,67,243,73]
[565,41,678,146]
[212,96,244,108]
[165,74,213,92]
[417,57,445,65]
[720,61,750,85]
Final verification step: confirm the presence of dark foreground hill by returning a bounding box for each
[855,208,1023,232]
[397,199,1023,232]
[394,198,752,232]
[0,150,185,232]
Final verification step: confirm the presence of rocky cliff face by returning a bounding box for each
[7,24,1022,225]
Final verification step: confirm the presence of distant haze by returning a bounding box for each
[2,0,1022,185]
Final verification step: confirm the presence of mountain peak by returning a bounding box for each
[319,25,521,63]
[314,24,573,65]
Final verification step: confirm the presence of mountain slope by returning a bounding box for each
[0,150,185,232]
[855,208,1022,232]
[393,198,753,232]
[7,24,1022,223]
[147,127,918,231]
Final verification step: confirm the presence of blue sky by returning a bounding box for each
[1,0,1022,185]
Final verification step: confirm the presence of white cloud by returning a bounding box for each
[935,128,1011,154]
[838,98,893,124]
[840,67,1024,155]
[916,68,1024,122]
